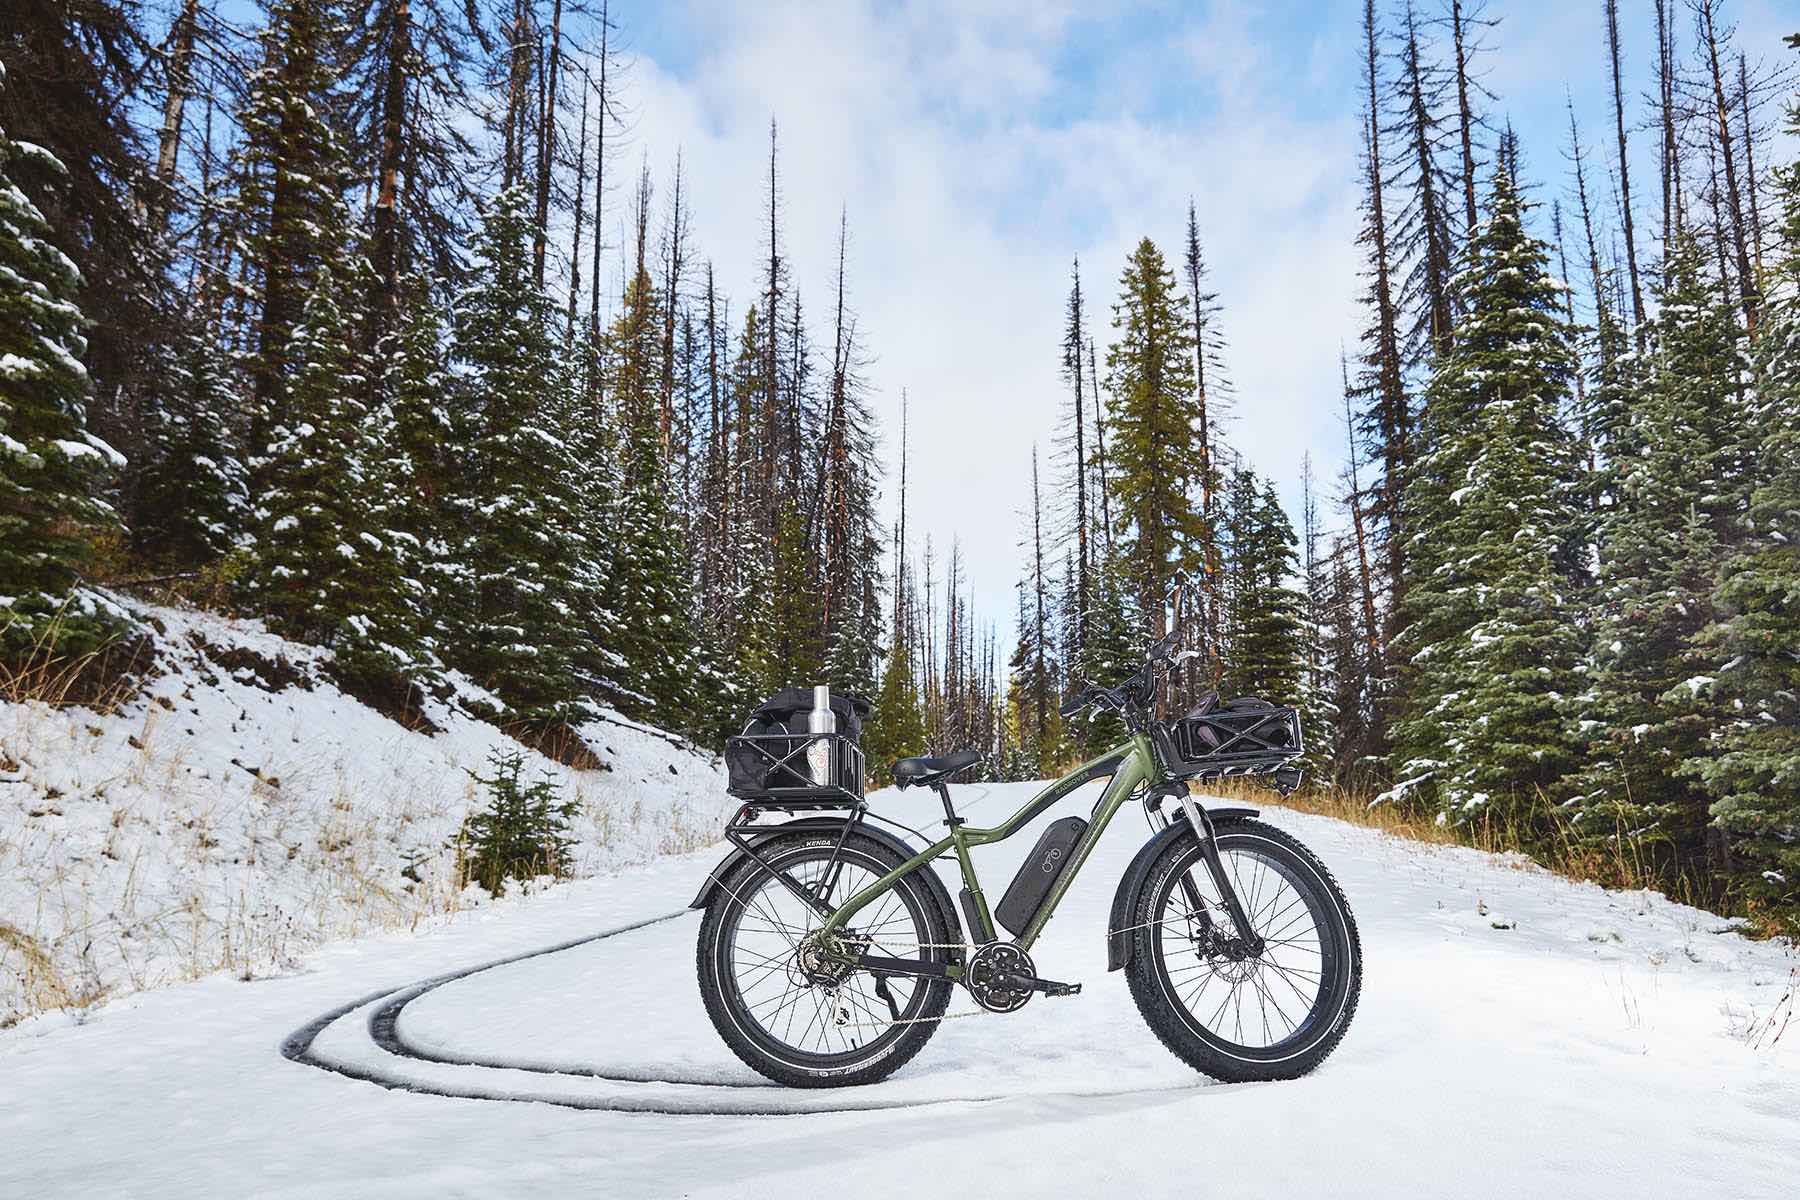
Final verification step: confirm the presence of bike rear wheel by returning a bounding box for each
[696,830,953,1087]
[1125,818,1360,1082]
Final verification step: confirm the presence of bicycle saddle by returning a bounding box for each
[892,750,984,789]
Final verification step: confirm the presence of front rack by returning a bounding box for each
[724,730,866,808]
[1165,705,1304,779]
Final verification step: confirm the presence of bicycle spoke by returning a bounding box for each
[1158,843,1332,1052]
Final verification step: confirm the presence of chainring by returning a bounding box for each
[965,942,1034,1013]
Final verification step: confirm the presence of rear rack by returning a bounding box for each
[724,730,865,808]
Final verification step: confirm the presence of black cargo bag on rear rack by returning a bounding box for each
[724,688,871,808]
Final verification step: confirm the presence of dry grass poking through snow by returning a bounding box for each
[0,598,732,1029]
[1202,778,1795,1045]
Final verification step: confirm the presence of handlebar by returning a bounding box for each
[1060,576,1198,726]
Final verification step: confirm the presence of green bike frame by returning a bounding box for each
[815,734,1160,958]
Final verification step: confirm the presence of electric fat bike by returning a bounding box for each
[692,621,1361,1088]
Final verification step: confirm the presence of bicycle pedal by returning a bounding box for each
[1003,972,1081,997]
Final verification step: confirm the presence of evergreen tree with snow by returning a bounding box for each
[1567,231,1745,864]
[603,261,708,732]
[230,0,357,439]
[132,312,246,570]
[1104,238,1201,636]
[445,185,590,727]
[1074,548,1139,753]
[0,70,126,659]
[1220,470,1306,706]
[865,634,924,789]
[240,264,434,696]
[1298,461,1342,779]
[1389,163,1586,829]
[1681,118,1800,927]
[762,505,826,694]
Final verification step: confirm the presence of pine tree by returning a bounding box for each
[1104,237,1201,641]
[230,0,357,442]
[865,630,924,789]
[0,77,126,658]
[603,261,709,732]
[1388,1,1460,365]
[0,0,172,470]
[376,272,461,640]
[240,263,434,696]
[1218,468,1305,705]
[1389,163,1586,827]
[445,184,590,728]
[1075,548,1139,753]
[1681,118,1800,926]
[130,311,246,570]
[1298,457,1342,779]
[1567,231,1745,865]
[763,505,826,693]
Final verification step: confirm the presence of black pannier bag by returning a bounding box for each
[725,688,871,804]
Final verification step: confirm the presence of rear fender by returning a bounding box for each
[1106,806,1259,972]
[689,817,963,945]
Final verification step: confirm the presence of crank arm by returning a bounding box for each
[994,972,1081,998]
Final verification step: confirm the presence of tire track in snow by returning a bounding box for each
[282,908,1209,1116]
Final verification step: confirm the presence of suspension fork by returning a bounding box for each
[1175,789,1264,952]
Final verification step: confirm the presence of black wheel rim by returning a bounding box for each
[718,846,937,1066]
[1150,837,1343,1059]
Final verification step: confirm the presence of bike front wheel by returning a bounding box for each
[696,830,954,1087]
[1125,817,1361,1082]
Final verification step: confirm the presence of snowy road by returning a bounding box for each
[3,781,1795,1198]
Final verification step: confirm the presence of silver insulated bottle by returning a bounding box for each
[805,685,836,786]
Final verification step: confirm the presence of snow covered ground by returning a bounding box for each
[2,778,1794,1198]
[0,597,732,1024]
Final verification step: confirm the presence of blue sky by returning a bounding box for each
[598,0,1794,633]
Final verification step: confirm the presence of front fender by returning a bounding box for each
[689,817,963,944]
[1106,805,1259,971]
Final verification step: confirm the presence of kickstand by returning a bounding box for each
[873,974,902,1020]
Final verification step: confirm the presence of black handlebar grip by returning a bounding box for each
[1059,689,1089,719]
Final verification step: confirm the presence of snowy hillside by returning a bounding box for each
[1,780,1793,1198]
[0,597,733,1026]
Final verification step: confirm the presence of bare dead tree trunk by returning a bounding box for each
[895,389,910,642]
[1551,199,1590,465]
[1605,0,1645,336]
[1340,371,1382,668]
[1182,203,1222,682]
[153,0,201,228]
[1450,0,1479,236]
[1030,448,1048,747]
[565,79,588,338]
[1363,0,1408,658]
[532,0,564,288]
[659,150,686,456]
[1699,0,1757,335]
[1737,52,1765,280]
[587,0,611,342]
[763,118,782,519]
[1088,337,1113,556]
[1658,0,1682,243]
[1567,99,1612,367]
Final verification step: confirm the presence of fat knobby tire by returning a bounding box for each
[1125,818,1362,1083]
[696,830,954,1088]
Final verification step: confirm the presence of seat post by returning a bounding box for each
[933,782,963,828]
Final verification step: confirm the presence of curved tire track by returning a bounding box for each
[283,908,1208,1116]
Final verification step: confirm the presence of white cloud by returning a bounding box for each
[607,0,1365,635]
